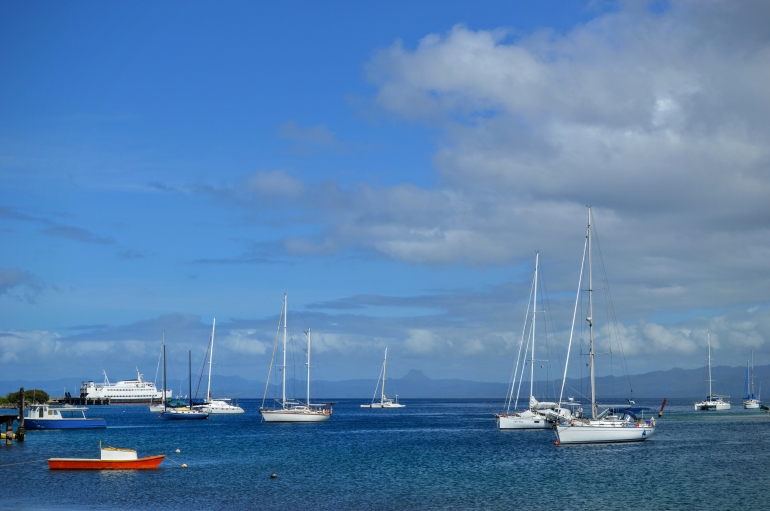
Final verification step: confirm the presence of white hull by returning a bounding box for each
[497,409,553,429]
[744,399,760,409]
[555,420,655,444]
[148,404,164,412]
[193,399,244,414]
[361,403,405,409]
[260,409,331,422]
[694,400,730,411]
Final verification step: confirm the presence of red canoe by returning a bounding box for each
[49,445,165,470]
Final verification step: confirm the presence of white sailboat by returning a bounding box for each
[361,348,405,409]
[497,252,561,430]
[193,319,244,414]
[694,335,730,411]
[743,351,760,409]
[554,207,656,444]
[259,294,332,423]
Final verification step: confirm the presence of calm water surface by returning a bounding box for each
[2,398,769,510]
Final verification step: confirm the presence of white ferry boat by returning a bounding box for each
[80,369,171,404]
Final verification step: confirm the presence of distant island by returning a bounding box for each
[2,364,766,401]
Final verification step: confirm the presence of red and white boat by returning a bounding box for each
[49,444,165,470]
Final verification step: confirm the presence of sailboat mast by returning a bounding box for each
[530,252,538,405]
[188,350,192,409]
[588,207,597,420]
[751,350,755,397]
[383,348,388,405]
[162,332,166,409]
[707,334,712,398]
[207,318,215,403]
[307,328,311,407]
[282,293,288,408]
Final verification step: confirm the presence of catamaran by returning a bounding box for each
[259,294,332,422]
[192,319,244,414]
[694,335,730,411]
[743,351,760,409]
[496,252,562,429]
[554,207,656,444]
[361,348,405,409]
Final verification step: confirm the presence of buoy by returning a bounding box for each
[270,473,278,479]
[175,449,181,453]
[181,464,188,469]
[554,441,559,445]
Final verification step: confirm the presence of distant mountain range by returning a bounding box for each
[2,365,767,401]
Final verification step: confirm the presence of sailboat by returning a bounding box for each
[554,207,656,444]
[259,294,332,422]
[192,319,244,414]
[160,350,209,420]
[743,351,760,409]
[361,348,405,409]
[496,252,561,429]
[694,335,730,411]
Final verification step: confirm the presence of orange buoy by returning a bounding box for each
[554,441,559,445]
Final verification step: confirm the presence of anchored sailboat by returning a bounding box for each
[496,252,561,429]
[361,348,405,409]
[694,335,730,411]
[160,350,209,420]
[259,294,332,422]
[554,207,656,444]
[743,351,760,409]
[193,319,244,414]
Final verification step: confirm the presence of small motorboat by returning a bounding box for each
[24,404,106,429]
[49,443,165,470]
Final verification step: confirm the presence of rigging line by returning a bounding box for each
[261,306,283,409]
[539,260,561,400]
[153,341,162,387]
[559,235,588,408]
[592,218,634,397]
[194,335,212,400]
[505,266,536,413]
[514,319,533,411]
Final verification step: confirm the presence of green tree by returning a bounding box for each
[6,389,49,404]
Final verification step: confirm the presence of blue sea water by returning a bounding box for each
[2,398,770,510]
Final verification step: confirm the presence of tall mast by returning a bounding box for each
[188,350,192,409]
[382,348,388,404]
[587,207,597,420]
[162,332,166,409]
[530,252,539,405]
[306,328,311,407]
[707,333,712,399]
[282,293,287,408]
[207,318,215,403]
[751,350,755,397]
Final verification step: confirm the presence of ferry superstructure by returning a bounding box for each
[80,368,171,404]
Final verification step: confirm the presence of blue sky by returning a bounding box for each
[2,1,770,387]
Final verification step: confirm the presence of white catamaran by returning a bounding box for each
[694,334,730,410]
[743,350,760,409]
[259,294,332,423]
[193,319,244,414]
[361,348,405,409]
[496,252,563,429]
[554,207,656,444]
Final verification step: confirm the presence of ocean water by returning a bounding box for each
[2,398,769,510]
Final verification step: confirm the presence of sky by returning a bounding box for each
[2,1,770,389]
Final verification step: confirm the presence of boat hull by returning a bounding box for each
[360,403,405,409]
[49,455,165,470]
[744,400,760,409]
[694,401,730,411]
[159,410,209,420]
[555,423,655,444]
[260,410,330,422]
[25,419,106,430]
[497,415,551,430]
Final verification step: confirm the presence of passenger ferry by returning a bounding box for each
[80,369,171,404]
